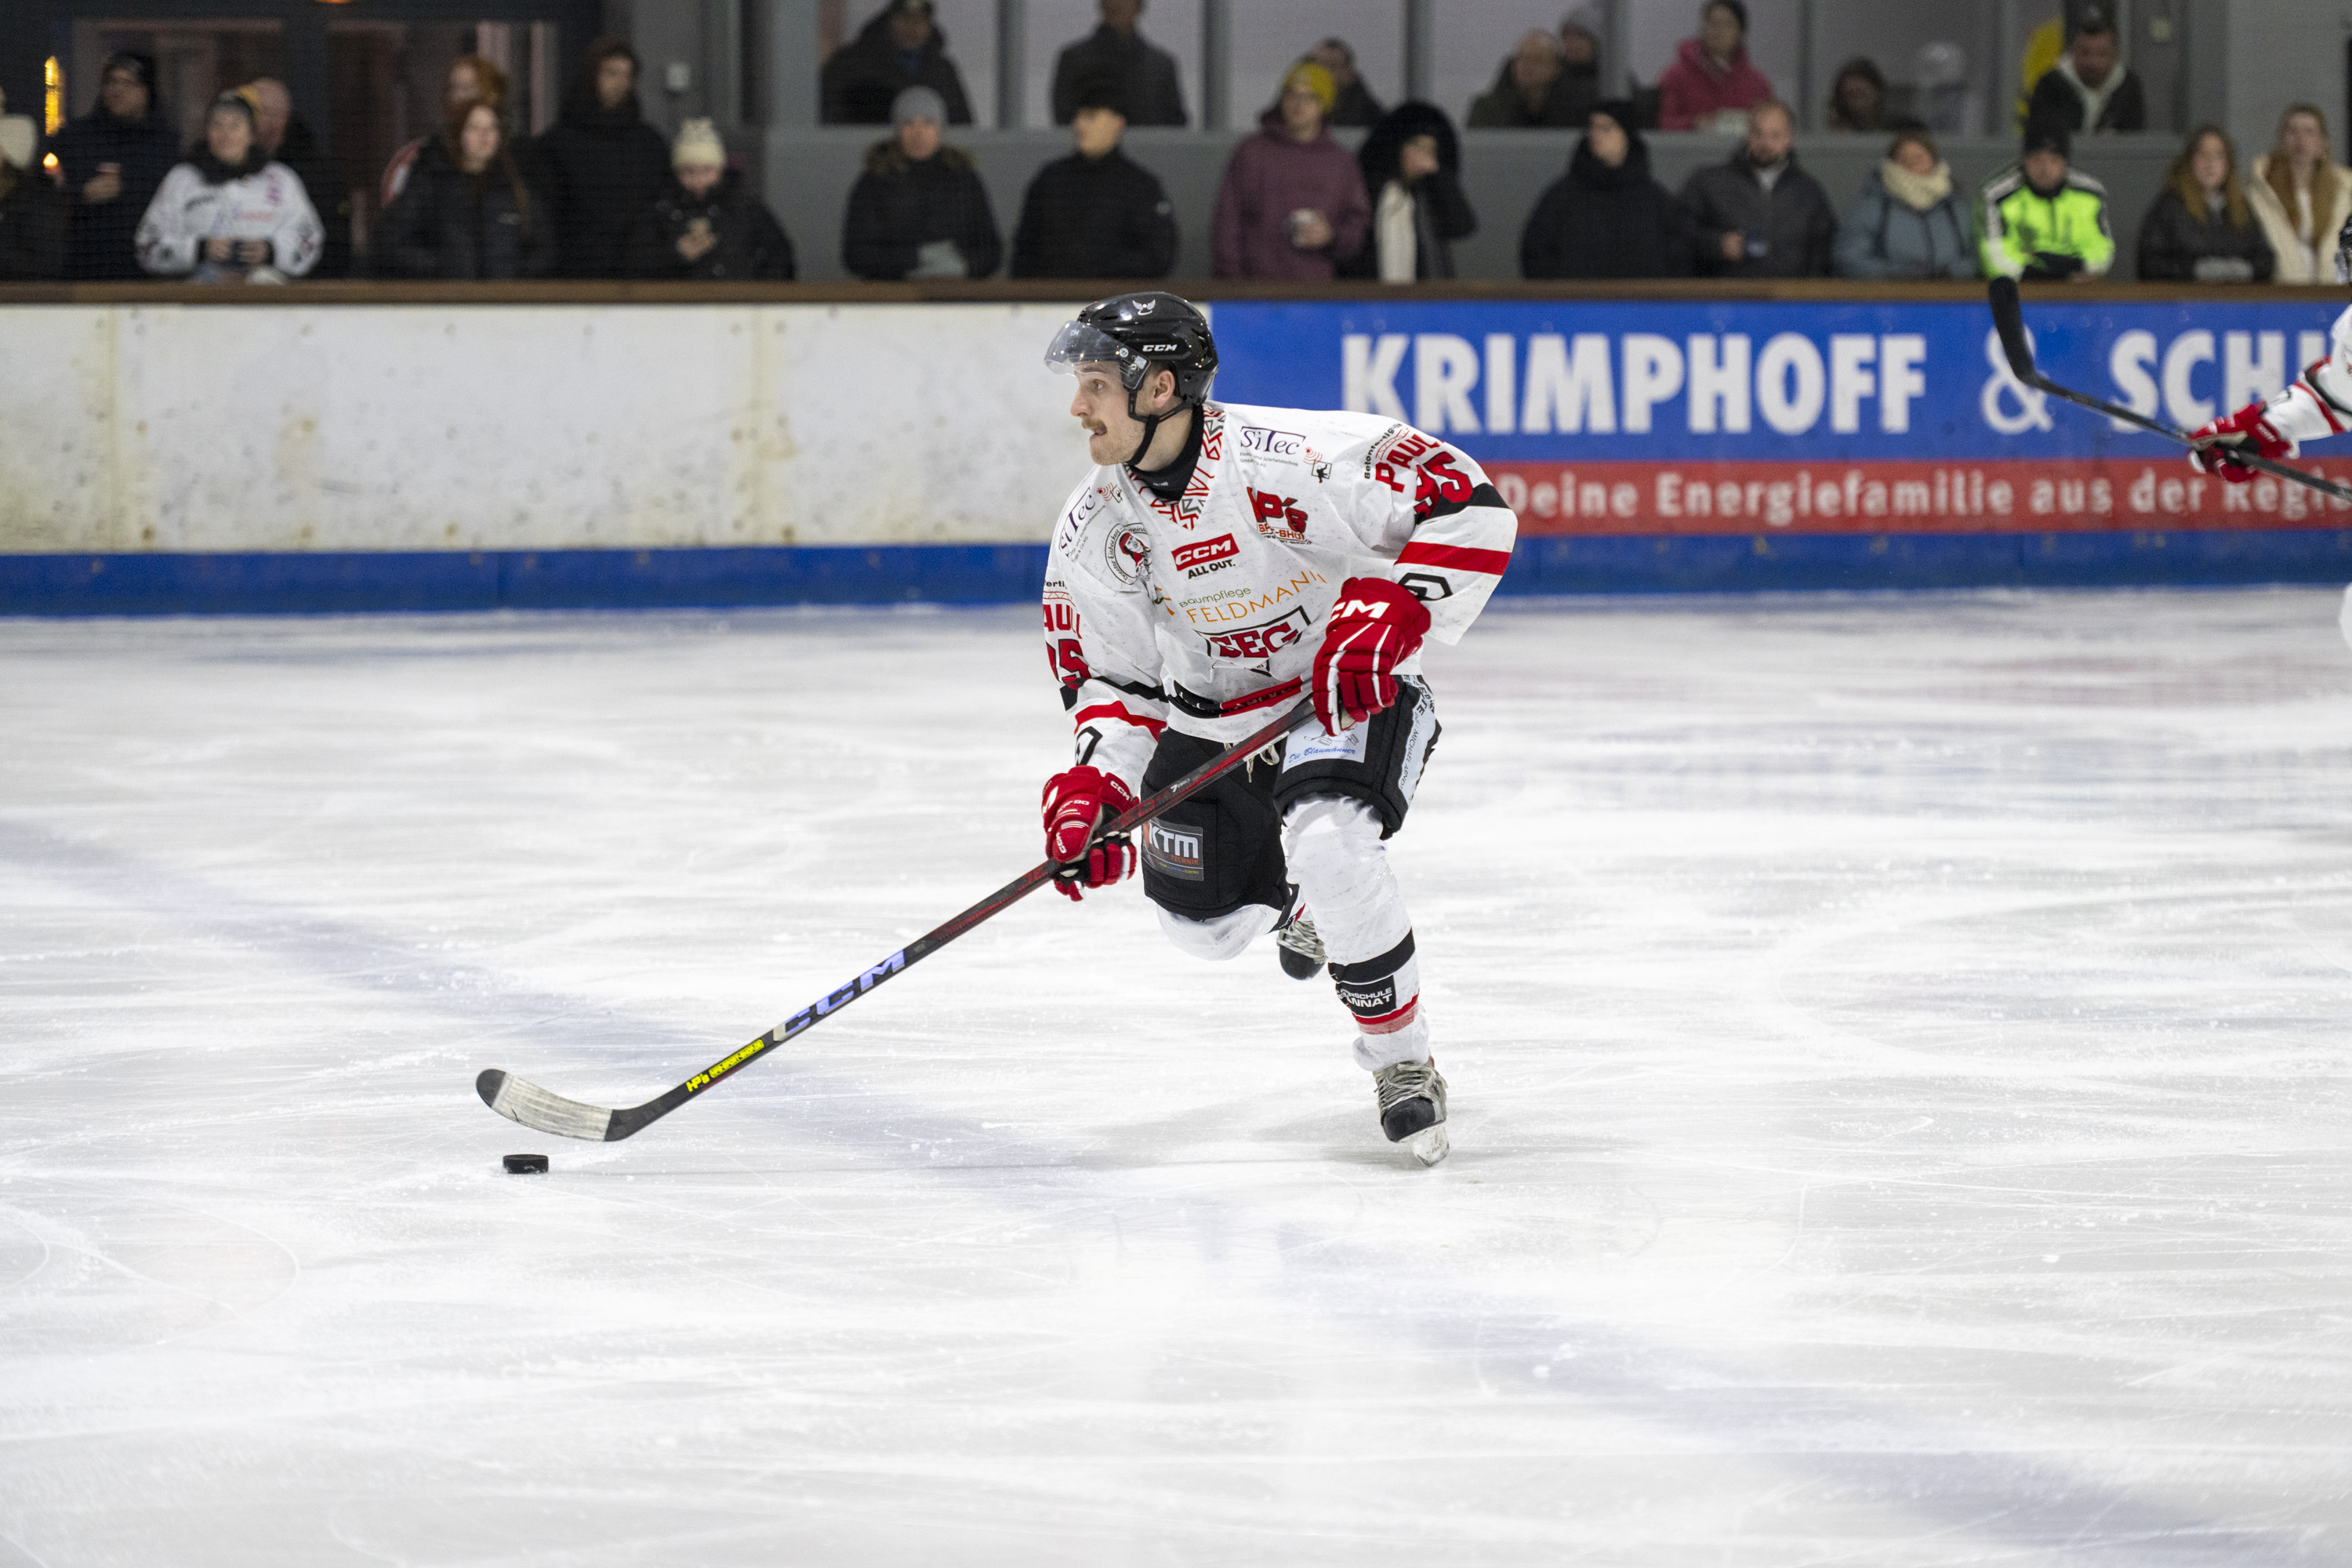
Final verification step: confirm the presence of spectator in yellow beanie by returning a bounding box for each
[1210,58,1367,277]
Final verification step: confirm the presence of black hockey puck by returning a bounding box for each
[503,1153,550,1174]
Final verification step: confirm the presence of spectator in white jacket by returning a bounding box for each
[136,91,321,281]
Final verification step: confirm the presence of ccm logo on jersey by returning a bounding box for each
[1198,606,1311,662]
[1171,533,1239,575]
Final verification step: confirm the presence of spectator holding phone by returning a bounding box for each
[1346,101,1475,282]
[136,91,322,282]
[1680,100,1834,277]
[1210,60,1368,279]
[627,119,796,281]
[49,51,177,280]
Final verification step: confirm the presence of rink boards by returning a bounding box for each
[6,294,2352,612]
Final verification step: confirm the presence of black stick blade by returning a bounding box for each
[1987,277,2038,383]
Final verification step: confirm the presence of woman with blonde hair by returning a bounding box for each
[2246,103,2352,282]
[2137,124,2272,281]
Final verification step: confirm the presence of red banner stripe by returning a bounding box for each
[1396,542,1513,574]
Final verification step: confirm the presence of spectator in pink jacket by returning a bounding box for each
[1657,1,1777,132]
[1210,60,1369,279]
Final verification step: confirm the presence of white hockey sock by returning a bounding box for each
[1282,795,1425,1059]
[1352,1012,1431,1071]
[1156,901,1283,962]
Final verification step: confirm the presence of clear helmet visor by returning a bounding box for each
[1044,320,1147,388]
[2337,216,2352,284]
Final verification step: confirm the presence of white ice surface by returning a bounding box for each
[2,592,2348,1566]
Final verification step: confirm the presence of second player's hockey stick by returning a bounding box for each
[1987,276,2352,505]
[477,698,1321,1142]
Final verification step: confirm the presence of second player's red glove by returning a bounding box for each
[1312,577,1432,735]
[2190,400,2292,484]
[1040,765,1137,902]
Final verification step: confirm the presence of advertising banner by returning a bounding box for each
[1211,299,2352,540]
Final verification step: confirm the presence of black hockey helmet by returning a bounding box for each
[2337,210,2352,285]
[1045,292,1218,405]
[1045,292,1218,466]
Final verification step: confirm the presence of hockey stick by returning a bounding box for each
[1987,277,2352,505]
[477,698,1321,1142]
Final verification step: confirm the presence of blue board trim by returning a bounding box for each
[4,532,2350,615]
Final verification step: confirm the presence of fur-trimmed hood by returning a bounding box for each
[862,137,975,177]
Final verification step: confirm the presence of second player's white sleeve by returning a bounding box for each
[2263,304,2352,449]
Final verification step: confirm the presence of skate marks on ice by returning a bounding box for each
[2,601,2350,1563]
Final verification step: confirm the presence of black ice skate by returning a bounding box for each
[1275,892,1325,981]
[1373,1056,1449,1166]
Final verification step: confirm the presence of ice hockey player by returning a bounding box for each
[1036,292,1518,1163]
[2190,215,2352,488]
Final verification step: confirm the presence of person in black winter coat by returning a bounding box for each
[1679,101,1836,277]
[533,38,673,278]
[843,87,1002,280]
[0,124,67,281]
[1011,82,1174,278]
[245,82,352,278]
[379,103,552,279]
[1310,39,1385,129]
[626,120,797,281]
[1522,102,1693,279]
[2136,125,2274,283]
[1051,0,1186,126]
[1342,100,1475,281]
[48,52,179,281]
[2024,9,2145,136]
[822,0,977,126]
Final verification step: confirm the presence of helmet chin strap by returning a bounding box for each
[1123,380,1185,470]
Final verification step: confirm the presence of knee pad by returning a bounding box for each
[1156,902,1282,962]
[1279,793,1385,887]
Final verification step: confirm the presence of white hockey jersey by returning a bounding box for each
[1043,400,1518,793]
[135,162,324,278]
[2260,303,2352,448]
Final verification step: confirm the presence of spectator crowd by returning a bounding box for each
[0,2,2331,291]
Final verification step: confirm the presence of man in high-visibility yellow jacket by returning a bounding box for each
[1979,118,2114,281]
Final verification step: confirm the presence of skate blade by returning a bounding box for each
[1403,1122,1449,1167]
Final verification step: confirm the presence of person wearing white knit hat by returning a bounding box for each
[624,117,797,280]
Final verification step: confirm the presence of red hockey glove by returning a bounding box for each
[2190,401,2292,484]
[1312,577,1432,735]
[1040,765,1138,902]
